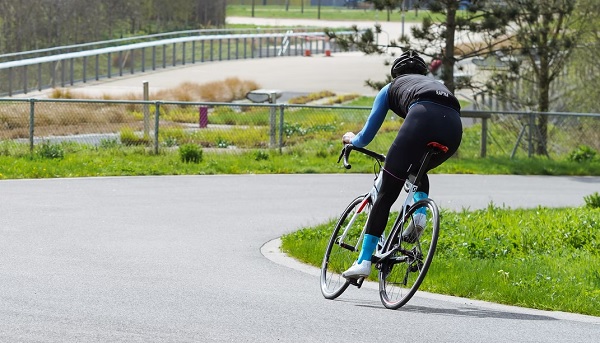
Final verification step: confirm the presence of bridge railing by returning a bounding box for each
[0,30,354,97]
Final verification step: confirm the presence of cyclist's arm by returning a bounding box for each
[351,83,390,148]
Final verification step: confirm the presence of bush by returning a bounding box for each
[179,143,203,163]
[584,192,600,209]
[568,145,597,162]
[37,141,64,159]
[254,150,269,161]
[99,138,121,149]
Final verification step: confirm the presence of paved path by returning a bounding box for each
[1,174,599,342]
[62,51,389,99]
[19,18,399,99]
[3,17,599,342]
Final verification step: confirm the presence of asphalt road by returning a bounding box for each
[1,174,599,342]
[4,17,599,342]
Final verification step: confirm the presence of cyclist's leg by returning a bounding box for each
[400,102,462,242]
[342,171,403,279]
[343,120,420,278]
[396,102,462,199]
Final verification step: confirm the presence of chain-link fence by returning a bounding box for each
[1,98,599,162]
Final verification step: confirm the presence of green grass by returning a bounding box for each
[1,139,599,179]
[1,95,598,178]
[281,205,600,316]
[226,5,441,22]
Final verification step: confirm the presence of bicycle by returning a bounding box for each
[320,141,447,309]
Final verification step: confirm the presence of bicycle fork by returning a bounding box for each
[336,195,373,289]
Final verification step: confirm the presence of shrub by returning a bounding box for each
[99,138,121,149]
[584,192,600,209]
[216,137,231,148]
[254,150,269,161]
[37,141,64,159]
[179,143,203,163]
[568,145,597,162]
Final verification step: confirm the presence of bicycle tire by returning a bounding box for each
[320,194,372,300]
[378,198,440,309]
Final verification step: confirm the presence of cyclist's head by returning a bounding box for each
[391,50,428,78]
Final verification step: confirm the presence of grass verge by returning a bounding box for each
[226,5,441,22]
[281,204,600,316]
[0,140,599,179]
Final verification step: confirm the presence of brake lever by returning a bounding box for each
[340,144,353,169]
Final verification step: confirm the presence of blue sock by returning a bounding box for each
[357,234,379,263]
[414,191,428,215]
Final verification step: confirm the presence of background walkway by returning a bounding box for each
[24,17,415,99]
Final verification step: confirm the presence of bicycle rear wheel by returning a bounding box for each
[320,195,371,299]
[378,198,440,309]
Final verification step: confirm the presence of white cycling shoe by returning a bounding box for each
[402,213,427,243]
[342,260,372,279]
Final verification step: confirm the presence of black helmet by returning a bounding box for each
[391,50,428,78]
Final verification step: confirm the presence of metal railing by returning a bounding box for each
[0,29,353,97]
[1,98,598,162]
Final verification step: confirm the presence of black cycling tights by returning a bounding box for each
[364,101,462,238]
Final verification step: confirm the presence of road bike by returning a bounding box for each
[320,142,447,309]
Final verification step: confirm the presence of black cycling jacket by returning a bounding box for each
[387,74,461,118]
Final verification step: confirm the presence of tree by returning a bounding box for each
[327,1,515,94]
[564,2,600,113]
[404,0,517,94]
[366,0,403,22]
[489,0,597,155]
[0,0,227,54]
[328,1,596,156]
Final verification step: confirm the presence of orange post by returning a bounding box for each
[325,39,332,57]
[304,36,312,57]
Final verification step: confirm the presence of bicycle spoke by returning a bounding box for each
[320,195,371,300]
[378,198,440,309]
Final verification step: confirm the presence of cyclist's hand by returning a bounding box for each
[342,132,355,144]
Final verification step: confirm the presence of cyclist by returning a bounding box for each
[342,50,463,279]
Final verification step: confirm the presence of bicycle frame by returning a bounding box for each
[337,195,370,252]
[321,142,446,306]
[338,143,447,263]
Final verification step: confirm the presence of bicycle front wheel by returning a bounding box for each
[378,198,440,309]
[320,194,371,300]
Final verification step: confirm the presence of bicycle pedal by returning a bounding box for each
[348,277,364,288]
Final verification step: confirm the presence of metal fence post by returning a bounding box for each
[83,56,87,83]
[154,101,161,154]
[29,99,35,152]
[23,66,28,94]
[481,116,488,158]
[7,67,12,96]
[143,82,150,136]
[107,53,112,79]
[118,51,123,76]
[172,43,176,67]
[38,63,43,91]
[528,112,534,158]
[279,105,285,153]
[270,103,276,148]
[95,55,99,80]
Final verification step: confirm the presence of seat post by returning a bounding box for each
[408,142,448,186]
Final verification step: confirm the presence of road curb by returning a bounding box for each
[261,237,600,323]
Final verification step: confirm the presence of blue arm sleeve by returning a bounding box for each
[351,84,390,148]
